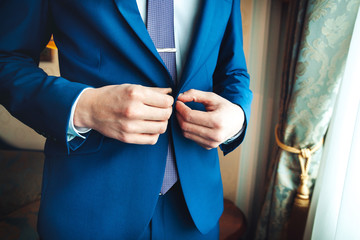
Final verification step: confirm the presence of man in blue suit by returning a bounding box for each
[0,0,252,239]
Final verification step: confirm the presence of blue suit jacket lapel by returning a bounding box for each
[179,0,215,89]
[113,0,174,87]
[113,0,217,91]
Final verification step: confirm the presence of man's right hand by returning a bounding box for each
[73,84,174,145]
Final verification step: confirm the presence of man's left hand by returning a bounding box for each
[176,89,244,150]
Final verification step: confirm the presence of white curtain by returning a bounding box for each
[304,6,360,240]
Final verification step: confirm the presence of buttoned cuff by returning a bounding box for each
[222,126,244,145]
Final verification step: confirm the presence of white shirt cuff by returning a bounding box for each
[67,88,92,142]
[222,107,246,145]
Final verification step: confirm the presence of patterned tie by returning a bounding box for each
[147,0,178,194]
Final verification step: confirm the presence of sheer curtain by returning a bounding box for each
[304,6,360,239]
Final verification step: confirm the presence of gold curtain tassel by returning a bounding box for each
[296,174,310,199]
[275,124,323,240]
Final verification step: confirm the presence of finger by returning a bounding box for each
[176,112,222,143]
[118,133,161,145]
[120,119,169,134]
[142,87,174,108]
[125,104,172,121]
[182,131,219,150]
[143,105,173,121]
[94,124,161,145]
[176,101,216,128]
[149,87,172,95]
[177,89,217,106]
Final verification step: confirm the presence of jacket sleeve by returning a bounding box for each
[213,0,253,155]
[0,0,89,149]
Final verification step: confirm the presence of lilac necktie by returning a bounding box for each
[147,0,178,194]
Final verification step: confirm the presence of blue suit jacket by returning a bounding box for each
[0,0,252,238]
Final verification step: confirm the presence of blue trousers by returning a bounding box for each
[139,183,219,240]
